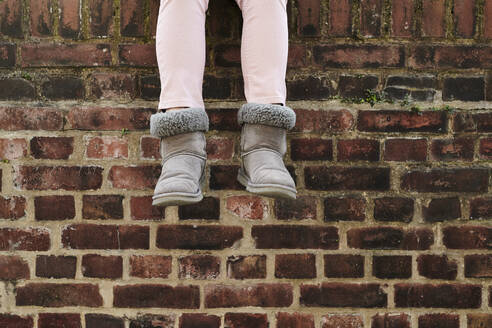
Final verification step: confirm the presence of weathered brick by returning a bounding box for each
[129,314,174,328]
[88,0,113,37]
[209,165,243,190]
[38,313,81,328]
[324,196,365,221]
[214,44,240,67]
[313,44,404,68]
[0,195,26,219]
[373,197,414,222]
[453,112,492,133]
[418,314,459,328]
[14,165,103,190]
[208,108,240,131]
[391,0,414,37]
[300,282,387,307]
[68,107,153,130]
[297,0,320,36]
[337,138,380,161]
[409,45,492,69]
[16,283,103,307]
[180,313,220,328]
[204,75,233,99]
[422,0,445,37]
[86,313,123,328]
[347,227,433,250]
[470,197,492,219]
[291,138,332,160]
[140,136,160,159]
[119,44,156,66]
[401,168,488,192]
[467,313,492,328]
[41,76,85,100]
[339,74,379,99]
[82,254,122,278]
[274,196,317,220]
[0,227,50,251]
[0,314,33,328]
[0,78,35,100]
[394,283,481,308]
[358,110,446,132]
[0,43,16,67]
[422,197,461,222]
[252,225,338,249]
[206,136,234,160]
[178,197,220,220]
[82,195,124,220]
[207,0,241,38]
[86,136,128,159]
[35,195,75,221]
[321,314,363,328]
[21,43,111,67]
[0,255,30,279]
[36,255,76,278]
[287,76,336,100]
[108,165,161,189]
[384,138,427,161]
[324,254,364,278]
[293,108,354,133]
[59,0,81,38]
[328,0,353,36]
[130,196,166,220]
[443,76,485,101]
[275,253,316,279]
[91,73,135,99]
[453,0,476,38]
[443,225,491,249]
[360,0,383,37]
[0,0,23,37]
[140,75,160,99]
[179,255,220,280]
[0,107,63,131]
[372,313,410,328]
[486,0,492,39]
[62,224,149,249]
[227,255,266,280]
[129,255,172,278]
[120,0,144,37]
[465,254,492,278]
[156,225,243,250]
[30,136,74,159]
[276,312,314,328]
[113,284,200,308]
[226,195,267,220]
[373,255,412,279]
[204,283,293,308]
[224,313,268,328]
[479,137,492,159]
[305,166,390,191]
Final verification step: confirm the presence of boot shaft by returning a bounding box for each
[240,123,287,156]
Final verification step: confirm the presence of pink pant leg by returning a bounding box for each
[155,0,209,110]
[235,0,289,106]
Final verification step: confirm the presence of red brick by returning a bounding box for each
[453,112,492,133]
[130,196,166,220]
[422,197,461,222]
[128,314,174,328]
[486,0,492,39]
[0,43,16,67]
[274,196,317,220]
[291,138,332,160]
[384,138,427,161]
[81,254,122,278]
[119,44,156,66]
[443,225,491,249]
[394,283,481,308]
[16,283,103,307]
[35,195,75,221]
[156,225,243,250]
[29,0,53,37]
[178,197,220,220]
[61,224,149,249]
[313,44,404,68]
[372,313,410,328]
[86,136,128,159]
[129,255,172,278]
[108,165,161,189]
[36,255,76,278]
[206,136,234,160]
[373,255,412,279]
[360,0,383,37]
[214,44,240,67]
[85,314,123,328]
[288,44,308,68]
[479,137,492,159]
[0,227,50,251]
[467,313,492,328]
[297,0,320,36]
[422,0,445,37]
[300,282,387,307]
[430,137,474,161]
[391,0,413,37]
[91,73,135,99]
[204,283,293,308]
[38,313,81,328]
[179,255,220,280]
[465,254,492,278]
[180,313,220,328]
[113,284,200,308]
[14,165,103,190]
[324,196,366,221]
[59,0,80,38]
[21,43,111,67]
[358,110,446,132]
[276,312,314,328]
[226,255,266,280]
[305,166,390,191]
[209,165,243,190]
[0,195,26,219]
[88,0,113,37]
[226,195,267,220]
[453,0,476,38]
[419,314,459,328]
[0,0,23,37]
[324,254,364,278]
[149,0,159,37]
[321,314,363,328]
[68,106,153,130]
[82,194,123,220]
[224,313,268,328]
[0,255,30,279]
[252,225,339,249]
[208,108,240,131]
[30,136,73,159]
[140,136,161,159]
[373,197,414,222]
[120,0,144,36]
[470,197,492,219]
[337,138,379,161]
[0,314,33,328]
[0,107,63,131]
[409,45,492,69]
[275,253,316,279]
[328,0,352,36]
[347,227,433,250]
[401,168,488,192]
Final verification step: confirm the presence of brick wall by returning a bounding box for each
[0,0,491,327]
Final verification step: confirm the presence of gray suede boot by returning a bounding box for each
[149,107,209,206]
[236,103,297,199]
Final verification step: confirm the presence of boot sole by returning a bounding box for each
[152,192,203,206]
[237,169,297,199]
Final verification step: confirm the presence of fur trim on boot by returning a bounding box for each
[237,102,296,130]
[150,107,209,138]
